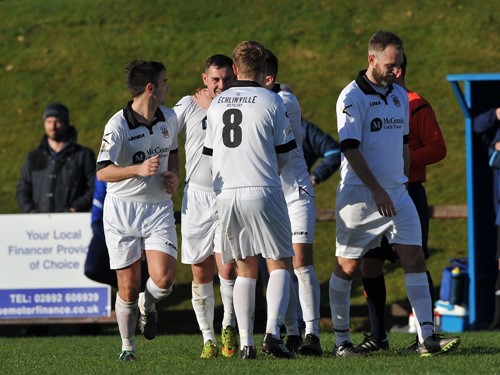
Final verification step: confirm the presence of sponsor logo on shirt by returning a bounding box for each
[128,133,145,141]
[217,95,257,104]
[370,101,381,107]
[132,145,173,164]
[146,146,171,156]
[383,117,404,129]
[371,117,405,132]
[370,118,383,132]
[132,151,146,164]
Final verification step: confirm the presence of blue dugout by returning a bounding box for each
[447,73,500,329]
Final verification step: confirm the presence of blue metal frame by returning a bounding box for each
[447,73,500,328]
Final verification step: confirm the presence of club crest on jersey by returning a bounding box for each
[370,118,383,132]
[161,125,170,138]
[391,95,401,107]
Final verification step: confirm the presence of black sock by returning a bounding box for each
[492,272,500,327]
[362,274,387,340]
[426,270,435,321]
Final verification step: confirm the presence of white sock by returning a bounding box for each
[412,307,424,343]
[405,272,434,342]
[115,293,138,352]
[144,278,172,312]
[192,281,216,344]
[219,274,236,329]
[233,276,256,349]
[265,269,290,338]
[283,272,300,336]
[295,265,321,337]
[329,273,352,346]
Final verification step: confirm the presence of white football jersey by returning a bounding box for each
[174,95,212,188]
[277,88,315,202]
[336,71,409,188]
[97,102,180,203]
[203,82,296,191]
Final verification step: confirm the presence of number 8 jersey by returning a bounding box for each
[203,81,296,191]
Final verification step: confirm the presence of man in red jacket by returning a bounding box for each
[357,52,447,353]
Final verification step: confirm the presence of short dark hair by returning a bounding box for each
[205,54,233,72]
[125,60,166,97]
[265,49,278,79]
[368,30,404,54]
[400,52,408,77]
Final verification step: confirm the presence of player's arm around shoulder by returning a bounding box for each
[163,151,179,195]
[160,106,180,195]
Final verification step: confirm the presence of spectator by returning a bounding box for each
[16,103,95,213]
[473,106,500,330]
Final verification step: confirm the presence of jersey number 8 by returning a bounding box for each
[222,109,242,148]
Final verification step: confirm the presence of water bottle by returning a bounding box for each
[449,267,463,305]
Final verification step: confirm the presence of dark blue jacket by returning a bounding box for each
[301,118,341,184]
[473,108,500,224]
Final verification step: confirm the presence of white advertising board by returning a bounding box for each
[0,213,111,319]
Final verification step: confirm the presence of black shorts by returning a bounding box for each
[363,236,399,263]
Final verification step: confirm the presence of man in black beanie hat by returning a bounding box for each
[16,102,96,213]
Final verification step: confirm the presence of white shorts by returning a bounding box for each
[335,184,421,259]
[103,194,178,269]
[217,187,294,263]
[181,183,221,264]
[288,192,316,244]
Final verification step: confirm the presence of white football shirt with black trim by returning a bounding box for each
[336,71,409,188]
[278,89,315,202]
[203,81,296,191]
[174,95,212,188]
[97,103,180,203]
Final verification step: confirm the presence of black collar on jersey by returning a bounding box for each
[355,70,394,104]
[123,100,166,130]
[232,80,262,88]
[271,83,281,93]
